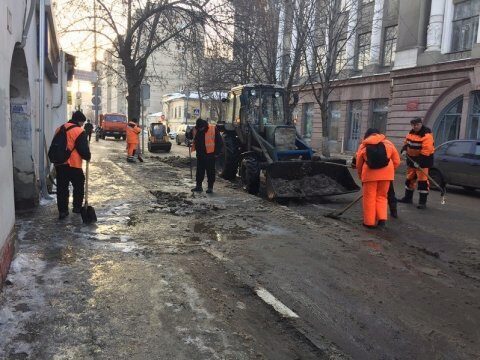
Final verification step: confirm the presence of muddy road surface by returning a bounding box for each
[1,140,479,360]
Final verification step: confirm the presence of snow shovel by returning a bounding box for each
[324,193,363,219]
[81,161,97,224]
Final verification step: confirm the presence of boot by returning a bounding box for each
[397,189,413,204]
[206,187,213,194]
[377,220,386,229]
[191,185,203,192]
[417,193,428,209]
[390,205,398,218]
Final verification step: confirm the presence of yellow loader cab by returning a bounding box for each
[148,123,172,153]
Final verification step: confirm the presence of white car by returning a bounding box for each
[168,131,177,140]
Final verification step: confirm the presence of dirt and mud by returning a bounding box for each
[1,140,479,360]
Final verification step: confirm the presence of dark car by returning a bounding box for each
[430,140,480,191]
[175,124,193,146]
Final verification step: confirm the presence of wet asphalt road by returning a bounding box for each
[1,139,479,359]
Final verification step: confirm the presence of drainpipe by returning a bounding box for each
[53,51,64,109]
[39,0,48,198]
[18,0,35,49]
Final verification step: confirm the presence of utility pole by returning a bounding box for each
[94,0,99,126]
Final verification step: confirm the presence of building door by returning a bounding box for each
[347,101,362,151]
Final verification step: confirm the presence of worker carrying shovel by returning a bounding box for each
[397,117,435,209]
[126,118,142,163]
[356,128,400,229]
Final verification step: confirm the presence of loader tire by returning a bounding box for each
[241,157,260,195]
[220,134,240,180]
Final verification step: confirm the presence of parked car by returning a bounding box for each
[430,140,480,191]
[176,124,193,146]
[168,131,177,140]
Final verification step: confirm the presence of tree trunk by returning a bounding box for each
[127,85,141,120]
[320,103,331,158]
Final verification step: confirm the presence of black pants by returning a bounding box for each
[56,165,85,213]
[86,132,92,142]
[388,181,397,210]
[196,154,216,188]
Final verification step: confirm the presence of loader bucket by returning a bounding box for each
[265,161,360,199]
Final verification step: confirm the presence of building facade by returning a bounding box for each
[0,1,71,287]
[294,0,480,152]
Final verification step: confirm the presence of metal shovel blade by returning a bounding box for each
[81,204,97,224]
[265,161,360,199]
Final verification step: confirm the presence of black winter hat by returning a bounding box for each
[71,111,86,124]
[364,128,380,139]
[195,118,207,129]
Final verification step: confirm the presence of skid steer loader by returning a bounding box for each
[217,84,359,199]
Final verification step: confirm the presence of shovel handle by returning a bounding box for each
[85,161,89,206]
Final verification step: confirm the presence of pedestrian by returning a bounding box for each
[352,154,398,218]
[397,117,435,209]
[84,119,94,142]
[126,118,141,162]
[188,118,223,194]
[356,128,400,229]
[54,111,91,220]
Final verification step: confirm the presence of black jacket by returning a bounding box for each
[84,122,94,134]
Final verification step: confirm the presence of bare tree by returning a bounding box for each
[57,0,217,119]
[302,0,374,156]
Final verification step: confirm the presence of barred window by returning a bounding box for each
[383,25,397,66]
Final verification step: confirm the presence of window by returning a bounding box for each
[434,97,463,146]
[356,32,371,70]
[371,99,389,134]
[174,107,177,118]
[474,143,480,156]
[302,103,314,139]
[468,91,480,139]
[451,0,480,52]
[445,141,472,157]
[328,102,341,140]
[336,39,347,73]
[382,25,397,66]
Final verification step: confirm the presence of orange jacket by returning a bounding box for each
[54,122,89,168]
[191,124,216,154]
[126,121,141,144]
[356,134,400,182]
[402,126,434,168]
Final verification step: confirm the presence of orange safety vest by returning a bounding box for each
[404,128,434,158]
[192,124,216,154]
[126,122,141,144]
[55,122,84,169]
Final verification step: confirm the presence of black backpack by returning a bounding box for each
[365,142,389,169]
[48,125,78,165]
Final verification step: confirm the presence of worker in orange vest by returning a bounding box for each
[54,111,91,220]
[356,128,400,229]
[188,118,223,194]
[126,118,141,162]
[398,117,435,209]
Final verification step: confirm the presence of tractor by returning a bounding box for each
[217,84,359,199]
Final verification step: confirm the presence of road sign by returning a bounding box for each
[92,96,101,106]
[74,70,98,83]
[141,84,150,100]
[92,105,102,111]
[193,108,200,116]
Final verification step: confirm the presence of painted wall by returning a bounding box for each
[0,0,68,285]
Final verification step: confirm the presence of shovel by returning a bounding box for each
[81,161,97,224]
[324,194,363,219]
[188,141,193,179]
[405,154,446,204]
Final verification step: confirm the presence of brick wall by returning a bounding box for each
[0,229,15,290]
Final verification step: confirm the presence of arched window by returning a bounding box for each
[433,96,463,146]
[468,91,480,140]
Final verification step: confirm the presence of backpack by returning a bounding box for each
[365,142,389,169]
[48,125,78,165]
